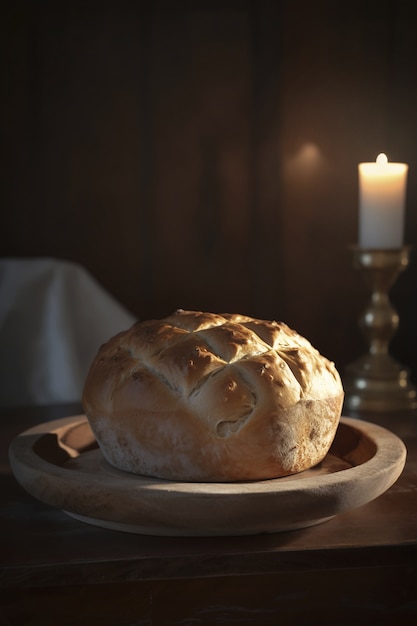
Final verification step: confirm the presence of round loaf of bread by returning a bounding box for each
[82,309,344,482]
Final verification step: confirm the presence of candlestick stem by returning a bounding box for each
[343,246,417,414]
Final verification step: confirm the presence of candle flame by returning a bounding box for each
[376,153,388,165]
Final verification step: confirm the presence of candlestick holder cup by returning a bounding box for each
[343,246,417,413]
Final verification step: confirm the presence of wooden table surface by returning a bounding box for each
[1,403,416,626]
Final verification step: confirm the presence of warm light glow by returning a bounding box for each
[285,142,323,181]
[376,153,388,165]
[298,143,321,163]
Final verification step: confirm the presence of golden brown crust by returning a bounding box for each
[82,309,344,481]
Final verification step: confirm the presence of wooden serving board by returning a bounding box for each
[8,415,406,536]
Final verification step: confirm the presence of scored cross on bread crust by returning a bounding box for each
[82,309,344,482]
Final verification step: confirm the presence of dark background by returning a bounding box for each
[2,0,417,382]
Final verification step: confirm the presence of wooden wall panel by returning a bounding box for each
[146,7,254,316]
[1,0,416,379]
[277,0,417,373]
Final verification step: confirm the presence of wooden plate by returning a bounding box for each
[9,415,406,536]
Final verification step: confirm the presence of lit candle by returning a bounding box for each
[358,153,408,249]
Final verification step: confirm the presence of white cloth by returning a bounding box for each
[0,258,137,407]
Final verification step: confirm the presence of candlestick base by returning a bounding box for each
[343,246,417,414]
[344,353,417,413]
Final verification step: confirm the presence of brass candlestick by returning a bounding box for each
[343,246,417,413]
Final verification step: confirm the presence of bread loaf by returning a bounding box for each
[82,309,344,482]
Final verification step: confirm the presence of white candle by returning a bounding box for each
[358,153,408,249]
